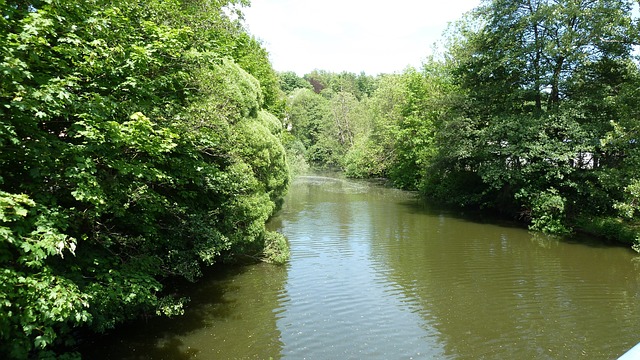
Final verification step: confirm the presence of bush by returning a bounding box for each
[262,231,290,264]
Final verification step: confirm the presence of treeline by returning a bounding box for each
[3,0,639,357]
[0,0,289,358]
[281,0,640,242]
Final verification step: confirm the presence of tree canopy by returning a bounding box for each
[0,0,289,358]
[3,0,640,358]
[282,0,640,242]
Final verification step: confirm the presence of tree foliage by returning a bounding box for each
[434,0,640,232]
[282,0,640,242]
[278,71,312,94]
[0,0,289,358]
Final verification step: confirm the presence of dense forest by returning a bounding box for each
[1,0,639,358]
[282,0,640,240]
[0,0,289,358]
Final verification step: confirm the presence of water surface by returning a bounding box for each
[84,175,640,359]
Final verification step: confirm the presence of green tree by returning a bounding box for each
[0,0,289,358]
[439,0,639,232]
[343,64,453,189]
[286,88,328,156]
[278,71,312,93]
[232,33,281,112]
[344,74,405,178]
[312,90,367,167]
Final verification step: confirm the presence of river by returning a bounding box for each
[82,174,640,359]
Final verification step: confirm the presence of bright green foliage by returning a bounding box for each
[304,70,378,100]
[262,231,290,264]
[286,88,329,160]
[282,68,440,181]
[344,75,405,178]
[278,71,312,93]
[279,71,382,172]
[319,91,367,166]
[343,65,452,189]
[286,88,369,168]
[615,180,640,219]
[0,193,90,359]
[0,0,289,358]
[280,132,310,178]
[518,188,571,234]
[234,112,289,206]
[232,33,281,112]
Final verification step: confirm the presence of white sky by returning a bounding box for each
[242,0,481,76]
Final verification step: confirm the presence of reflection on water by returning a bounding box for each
[82,264,288,359]
[84,174,640,359]
[268,176,446,359]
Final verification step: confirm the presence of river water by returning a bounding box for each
[83,175,640,359]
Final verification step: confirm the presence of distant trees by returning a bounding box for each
[438,0,639,233]
[279,71,376,169]
[278,71,312,93]
[283,0,640,241]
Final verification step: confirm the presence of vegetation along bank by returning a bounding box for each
[1,0,639,358]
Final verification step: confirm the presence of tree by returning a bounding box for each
[342,63,454,188]
[286,88,328,155]
[344,74,405,178]
[278,71,312,93]
[440,0,639,231]
[0,0,289,357]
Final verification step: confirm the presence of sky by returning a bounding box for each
[242,0,481,76]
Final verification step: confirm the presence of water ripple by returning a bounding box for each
[269,176,640,359]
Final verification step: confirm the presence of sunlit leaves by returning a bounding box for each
[0,192,34,223]
[0,190,87,359]
[0,267,91,359]
[432,0,640,233]
[0,0,290,358]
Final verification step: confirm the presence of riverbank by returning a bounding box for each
[334,165,640,249]
[344,170,640,249]
[79,174,640,359]
[574,216,640,248]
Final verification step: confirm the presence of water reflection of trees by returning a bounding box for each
[366,194,640,359]
[81,263,288,360]
[88,177,640,359]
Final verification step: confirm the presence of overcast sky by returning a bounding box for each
[242,0,481,75]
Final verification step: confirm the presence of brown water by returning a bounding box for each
[83,175,640,359]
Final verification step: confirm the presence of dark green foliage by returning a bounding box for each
[428,0,640,235]
[278,71,312,93]
[0,0,289,358]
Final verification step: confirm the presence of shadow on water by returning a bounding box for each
[398,197,636,251]
[80,266,244,360]
[362,188,640,359]
[81,263,287,360]
[86,174,640,359]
